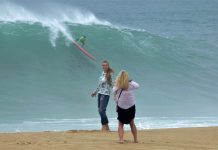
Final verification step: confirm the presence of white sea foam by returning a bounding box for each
[0,2,111,47]
[0,117,218,133]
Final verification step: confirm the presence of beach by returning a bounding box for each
[1,1,218,149]
[0,127,217,150]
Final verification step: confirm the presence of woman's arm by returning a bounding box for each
[91,86,99,97]
[91,73,106,97]
[91,79,103,97]
[113,86,118,93]
[129,81,140,90]
[113,86,118,102]
[91,74,102,97]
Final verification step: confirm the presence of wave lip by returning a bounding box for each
[0,2,111,25]
[0,1,111,47]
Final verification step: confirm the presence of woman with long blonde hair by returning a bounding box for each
[91,60,114,131]
[113,70,139,143]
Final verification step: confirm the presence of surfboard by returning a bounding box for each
[73,42,96,62]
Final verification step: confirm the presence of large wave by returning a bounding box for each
[0,2,218,123]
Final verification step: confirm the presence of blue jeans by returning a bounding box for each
[98,94,110,125]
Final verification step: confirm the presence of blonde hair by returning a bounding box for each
[115,70,129,90]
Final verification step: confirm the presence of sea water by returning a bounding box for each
[0,0,218,132]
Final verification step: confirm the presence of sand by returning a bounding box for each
[0,127,218,150]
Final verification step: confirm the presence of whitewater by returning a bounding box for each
[0,0,218,132]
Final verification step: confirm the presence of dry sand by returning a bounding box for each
[0,127,218,150]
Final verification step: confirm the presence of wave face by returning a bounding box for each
[0,1,218,131]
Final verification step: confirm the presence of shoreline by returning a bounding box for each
[1,125,218,134]
[0,127,217,150]
[1,116,218,133]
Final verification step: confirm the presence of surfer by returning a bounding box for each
[91,60,114,131]
[76,35,86,47]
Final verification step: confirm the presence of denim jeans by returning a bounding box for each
[98,94,110,125]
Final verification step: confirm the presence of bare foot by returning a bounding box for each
[102,124,110,132]
[101,125,107,131]
[117,140,124,144]
[105,124,110,131]
[134,140,139,143]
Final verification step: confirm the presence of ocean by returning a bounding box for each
[0,0,218,132]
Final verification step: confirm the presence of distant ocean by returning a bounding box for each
[0,0,218,132]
